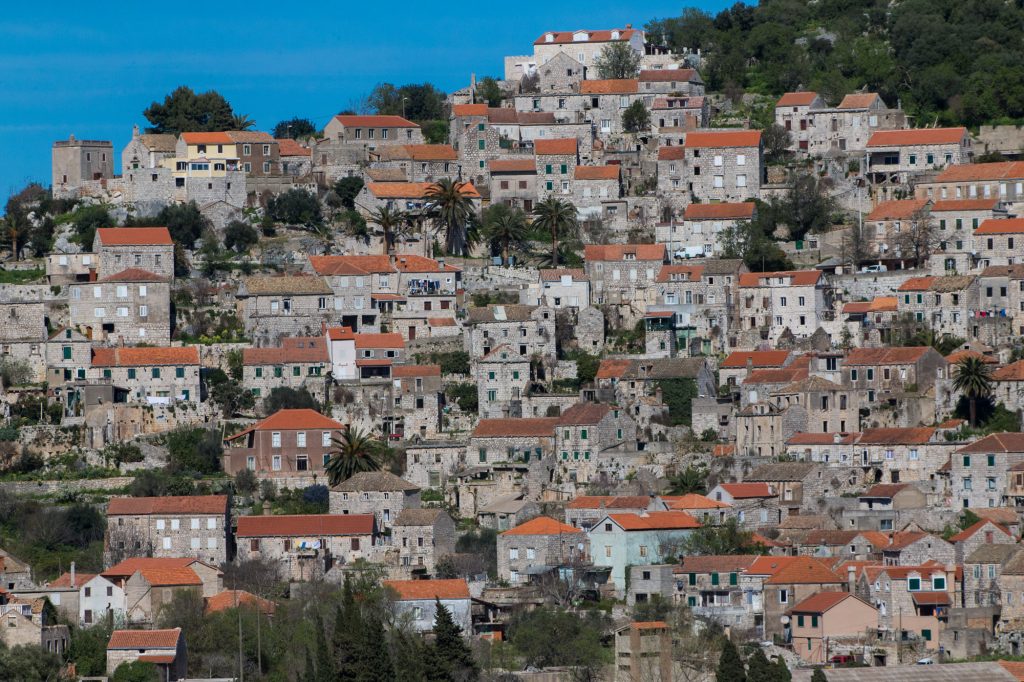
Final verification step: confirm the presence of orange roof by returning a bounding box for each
[452,103,488,117]
[994,360,1024,381]
[718,482,774,499]
[975,218,1024,235]
[501,516,582,536]
[392,144,458,161]
[843,297,897,314]
[427,317,457,326]
[867,127,967,147]
[837,93,880,109]
[662,494,731,510]
[656,264,704,283]
[844,347,935,365]
[776,92,819,107]
[580,79,638,95]
[205,589,276,615]
[630,620,669,629]
[945,350,998,366]
[931,199,999,212]
[138,654,176,664]
[684,130,761,148]
[384,578,470,601]
[276,138,311,156]
[535,138,577,155]
[639,68,698,82]
[575,165,620,180]
[957,432,1024,453]
[764,558,842,585]
[367,182,480,199]
[743,366,809,385]
[720,350,791,369]
[96,227,173,246]
[789,591,863,614]
[858,427,935,445]
[566,496,652,510]
[236,514,374,537]
[684,202,756,220]
[226,409,343,440]
[91,346,199,367]
[334,115,418,128]
[998,660,1024,681]
[102,558,203,586]
[309,254,391,275]
[534,28,639,45]
[738,270,822,287]
[596,359,633,380]
[107,495,227,516]
[489,159,536,173]
[354,332,404,349]
[557,402,611,426]
[935,161,1024,183]
[97,267,167,283]
[897,276,936,291]
[472,417,559,438]
[657,146,686,160]
[866,198,930,221]
[108,628,181,650]
[181,131,233,144]
[713,444,736,457]
[948,519,1012,543]
[584,244,665,261]
[48,572,97,588]
[391,364,441,378]
[607,511,700,530]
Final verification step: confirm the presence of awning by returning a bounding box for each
[911,592,950,606]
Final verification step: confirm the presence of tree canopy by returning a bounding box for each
[594,42,642,79]
[143,86,236,134]
[273,117,318,139]
[368,83,446,121]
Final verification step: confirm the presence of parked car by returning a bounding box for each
[861,264,888,273]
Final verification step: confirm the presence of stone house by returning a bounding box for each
[964,544,1022,608]
[929,199,1004,274]
[497,516,587,585]
[478,495,540,532]
[672,554,762,630]
[488,159,538,212]
[468,417,558,468]
[327,329,407,381]
[45,327,91,389]
[584,243,666,318]
[235,514,377,581]
[774,92,827,152]
[897,275,980,341]
[735,401,786,459]
[719,349,795,391]
[787,592,878,664]
[594,357,716,423]
[951,518,1015,564]
[659,202,756,258]
[863,197,932,260]
[322,114,423,147]
[866,127,972,188]
[373,144,458,183]
[403,442,465,490]
[121,128,178,174]
[94,226,175,280]
[46,251,96,285]
[705,483,781,528]
[534,268,590,309]
[89,346,201,404]
[106,628,187,680]
[737,269,829,345]
[804,92,908,158]
[237,274,335,345]
[978,265,1024,336]
[555,402,637,486]
[996,548,1024,625]
[678,129,763,203]
[391,508,456,577]
[383,578,471,634]
[855,562,957,647]
[771,375,860,436]
[226,131,281,177]
[391,364,444,441]
[651,95,709,133]
[69,268,172,345]
[102,557,222,625]
[757,557,845,642]
[222,408,345,478]
[305,256,378,332]
[564,495,667,531]
[448,104,501,182]
[104,495,229,566]
[535,51,585,92]
[278,137,313,177]
[993,360,1024,414]
[329,471,421,531]
[354,181,481,217]
[532,27,644,78]
[476,345,532,419]
[534,138,579,199]
[588,511,700,594]
[880,532,955,566]
[842,346,948,408]
[242,336,329,405]
[0,300,47,381]
[952,433,1024,510]
[915,160,1024,213]
[579,79,645,137]
[613,621,674,682]
[52,134,114,197]
[0,552,31,591]
[465,304,556,361]
[742,462,823,517]
[638,68,704,95]
[572,165,621,218]
[0,594,69,655]
[974,218,1024,269]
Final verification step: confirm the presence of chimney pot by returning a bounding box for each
[70,562,76,588]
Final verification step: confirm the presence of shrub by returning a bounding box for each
[235,468,258,495]
[223,220,259,252]
[267,189,322,226]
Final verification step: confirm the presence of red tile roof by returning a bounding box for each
[911,591,951,606]
[334,115,418,128]
[931,199,999,212]
[243,337,328,365]
[957,433,1024,454]
[656,264,704,283]
[764,558,843,585]
[452,103,488,117]
[844,347,935,365]
[108,628,182,650]
[662,494,731,510]
[48,572,97,588]
[384,578,470,601]
[718,482,774,499]
[843,297,898,314]
[743,366,809,385]
[236,514,374,537]
[472,418,559,438]
[501,516,582,536]
[556,402,611,426]
[181,131,233,144]
[533,28,639,45]
[789,590,862,614]
[897,276,936,291]
[566,496,652,510]
[97,267,167,283]
[861,483,911,498]
[96,227,173,246]
[675,555,760,573]
[935,161,1024,183]
[91,346,199,367]
[639,69,698,82]
[205,589,276,615]
[107,495,227,516]
[226,409,343,441]
[607,511,700,531]
[946,350,998,366]
[720,350,791,369]
[684,130,761,148]
[837,93,880,109]
[390,144,458,161]
[738,270,822,287]
[102,558,203,586]
[596,359,633,380]
[858,427,935,445]
[776,92,820,107]
[391,364,441,378]
[574,165,620,180]
[684,202,756,220]
[580,79,638,95]
[867,127,968,147]
[584,244,665,261]
[489,159,536,173]
[367,182,479,199]
[998,660,1024,681]
[994,360,1024,381]
[657,146,686,161]
[975,218,1024,235]
[534,138,578,155]
[866,198,930,221]
[276,138,311,157]
[948,519,1012,543]
[354,332,404,349]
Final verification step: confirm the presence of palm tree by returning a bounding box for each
[231,114,256,130]
[483,209,528,265]
[369,206,408,256]
[325,425,383,486]
[425,178,475,256]
[532,197,578,268]
[953,356,994,427]
[667,465,707,495]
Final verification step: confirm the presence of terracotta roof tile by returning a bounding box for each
[764,558,842,585]
[566,496,651,510]
[580,79,638,95]
[384,578,470,601]
[243,337,328,365]
[102,558,204,586]
[181,132,233,144]
[584,244,665,261]
[867,127,968,147]
[844,347,935,365]
[556,402,611,426]
[607,511,700,531]
[574,165,620,180]
[236,514,375,537]
[534,138,578,155]
[205,589,276,614]
[843,297,898,314]
[452,104,488,117]
[675,555,759,573]
[276,138,311,157]
[108,628,181,650]
[107,495,227,516]
[501,516,582,536]
[911,591,951,606]
[684,202,756,220]
[935,161,1024,183]
[946,350,998,365]
[776,92,820,107]
[789,591,864,614]
[656,264,704,283]
[367,181,479,199]
[718,482,774,499]
[931,199,999,212]
[332,471,418,492]
[948,519,1012,543]
[639,69,698,82]
[540,268,587,282]
[334,115,418,128]
[657,146,686,160]
[596,359,633,380]
[91,346,199,367]
[720,350,791,369]
[957,433,1024,454]
[384,144,457,161]
[472,418,559,438]
[391,364,441,378]
[684,130,761,148]
[976,218,1024,235]
[858,427,935,445]
[861,484,911,498]
[738,270,822,287]
[96,227,173,246]
[866,198,930,221]
[48,572,97,588]
[489,159,536,173]
[225,409,342,441]
[661,494,731,510]
[534,28,638,45]
[97,267,167,283]
[994,360,1024,381]
[837,93,880,109]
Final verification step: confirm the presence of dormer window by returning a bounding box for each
[611,31,620,39]
[623,252,636,260]
[573,31,589,42]
[545,33,554,42]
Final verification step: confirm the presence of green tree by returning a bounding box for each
[781,173,834,241]
[761,123,791,163]
[333,176,365,210]
[531,197,578,268]
[69,204,113,248]
[368,83,446,121]
[0,644,63,681]
[622,100,651,133]
[140,201,211,247]
[369,205,409,256]
[953,356,994,427]
[683,518,762,556]
[143,86,235,134]
[356,615,394,681]
[508,607,609,669]
[235,467,258,495]
[165,427,223,475]
[668,465,708,495]
[224,220,259,252]
[811,669,828,682]
[326,425,384,486]
[746,648,774,682]
[594,42,642,79]
[432,600,478,680]
[476,77,504,107]
[717,218,793,272]
[426,179,476,256]
[68,621,114,675]
[274,117,318,139]
[445,383,478,413]
[211,379,256,418]
[482,205,528,265]
[231,113,256,130]
[111,660,160,682]
[263,386,319,414]
[774,657,792,681]
[267,189,323,227]
[715,638,746,682]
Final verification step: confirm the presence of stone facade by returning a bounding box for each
[329,471,421,531]
[237,275,336,346]
[69,273,172,345]
[466,304,556,361]
[391,508,456,576]
[496,517,587,584]
[104,495,230,566]
[52,135,114,198]
[236,514,377,581]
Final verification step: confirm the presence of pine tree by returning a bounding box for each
[355,615,394,682]
[773,657,792,682]
[303,647,317,682]
[432,599,479,681]
[810,669,828,682]
[746,648,773,682]
[333,582,360,677]
[314,613,336,682]
[715,638,746,682]
[392,630,430,682]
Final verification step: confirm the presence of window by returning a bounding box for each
[509,547,519,560]
[323,432,332,447]
[272,432,282,448]
[779,589,789,604]
[272,455,282,471]
[908,577,921,591]
[152,368,160,379]
[297,432,306,448]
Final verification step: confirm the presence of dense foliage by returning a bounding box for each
[143,86,236,134]
[273,117,318,139]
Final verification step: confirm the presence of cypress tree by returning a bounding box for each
[774,657,792,682]
[355,615,394,682]
[314,613,335,682]
[432,599,479,681]
[391,629,429,682]
[746,648,773,682]
[811,669,828,682]
[303,647,317,682]
[715,638,746,682]
[334,582,361,677]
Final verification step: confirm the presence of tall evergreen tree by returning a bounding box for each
[432,599,479,681]
[356,615,394,681]
[333,583,361,677]
[391,630,430,682]
[810,669,828,682]
[746,648,773,682]
[715,638,746,682]
[773,657,792,682]
[303,647,317,682]
[314,613,336,682]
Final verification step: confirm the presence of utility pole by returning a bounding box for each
[237,591,244,682]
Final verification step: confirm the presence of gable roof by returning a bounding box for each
[236,514,375,537]
[97,267,168,283]
[994,360,1024,382]
[931,199,999,213]
[657,146,686,161]
[107,495,227,516]
[837,93,880,109]
[276,138,311,157]
[841,296,897,314]
[501,516,582,536]
[639,68,698,83]
[574,165,620,180]
[334,115,418,128]
[662,494,731,510]
[684,202,756,220]
[738,270,822,287]
[108,628,182,650]
[91,346,199,367]
[717,482,774,499]
[866,198,930,221]
[96,227,173,246]
[976,218,1024,235]
[382,144,457,161]
[102,558,204,586]
[534,28,639,45]
[935,161,1024,183]
[675,555,760,573]
[580,79,638,95]
[384,578,470,601]
[764,558,842,585]
[205,589,276,615]
[789,591,869,614]
[720,350,791,369]
[181,131,233,144]
[225,409,343,441]
[606,511,700,531]
[858,427,936,445]
[867,127,968,148]
[556,402,611,426]
[584,244,665,261]
[776,92,820,107]
[489,159,536,173]
[844,347,936,365]
[534,138,578,155]
[684,130,761,148]
[332,471,419,492]
[949,519,1013,543]
[472,417,559,438]
[957,432,1024,454]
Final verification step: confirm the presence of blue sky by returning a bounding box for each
[0,2,728,206]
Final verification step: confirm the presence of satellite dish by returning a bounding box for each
[780,615,791,625]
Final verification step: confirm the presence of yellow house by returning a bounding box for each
[168,132,239,178]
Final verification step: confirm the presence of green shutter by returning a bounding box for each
[729,572,738,585]
[545,164,552,174]
[62,346,72,360]
[711,573,719,586]
[176,367,185,378]
[988,455,996,466]
[152,368,160,378]
[687,596,696,606]
[797,615,804,627]
[293,366,301,376]
[127,368,136,379]
[478,139,485,150]
[255,368,262,378]
[688,573,696,586]
[963,455,971,466]
[103,369,111,379]
[560,164,567,174]
[811,615,818,627]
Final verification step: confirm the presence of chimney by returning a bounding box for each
[262,500,271,515]
[437,257,445,270]
[833,433,842,444]
[626,23,632,29]
[847,565,856,592]
[70,562,76,588]
[69,134,76,142]
[746,357,753,370]
[132,124,139,138]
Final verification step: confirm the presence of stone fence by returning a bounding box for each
[0,476,133,496]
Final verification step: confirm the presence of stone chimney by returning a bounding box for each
[262,500,271,515]
[70,562,76,588]
[746,357,753,371]
[132,124,139,138]
[847,565,856,592]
